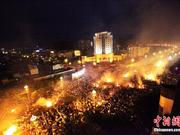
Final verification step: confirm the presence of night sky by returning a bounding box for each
[1,0,180,48]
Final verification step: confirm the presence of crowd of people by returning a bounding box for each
[16,78,157,135]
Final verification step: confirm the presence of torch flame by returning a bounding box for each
[101,72,115,83]
[35,97,53,108]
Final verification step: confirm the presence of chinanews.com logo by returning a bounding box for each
[153,115,180,132]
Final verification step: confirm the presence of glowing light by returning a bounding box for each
[3,125,17,135]
[155,60,165,68]
[64,59,68,63]
[24,85,29,92]
[97,100,104,106]
[131,58,135,63]
[60,76,63,81]
[93,62,96,66]
[35,98,53,108]
[72,68,85,79]
[92,90,97,97]
[46,101,53,107]
[128,83,134,88]
[145,73,156,81]
[133,70,137,73]
[168,56,173,61]
[2,46,178,135]
[24,85,28,89]
[97,59,100,63]
[10,109,16,113]
[106,78,113,83]
[74,50,81,56]
[138,84,144,89]
[30,115,37,122]
[78,60,81,64]
[101,72,115,83]
[123,72,129,78]
[95,84,99,88]
[109,58,113,63]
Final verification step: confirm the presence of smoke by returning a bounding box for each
[85,47,180,89]
[135,0,180,43]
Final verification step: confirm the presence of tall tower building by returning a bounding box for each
[93,31,113,55]
[82,31,124,63]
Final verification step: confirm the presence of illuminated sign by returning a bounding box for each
[74,50,81,56]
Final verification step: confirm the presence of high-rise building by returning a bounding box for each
[93,31,113,55]
[82,31,126,63]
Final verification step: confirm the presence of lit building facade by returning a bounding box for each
[94,31,113,55]
[128,46,150,58]
[82,31,126,63]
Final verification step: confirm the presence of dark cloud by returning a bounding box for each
[0,0,180,48]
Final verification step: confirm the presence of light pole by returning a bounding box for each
[24,85,31,110]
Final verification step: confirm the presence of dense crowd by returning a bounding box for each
[17,79,156,135]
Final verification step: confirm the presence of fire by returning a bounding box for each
[0,47,178,135]
[145,73,156,81]
[101,72,115,83]
[137,76,144,89]
[91,48,177,89]
[123,72,130,78]
[127,83,134,88]
[3,125,17,135]
[35,97,53,108]
[46,101,53,108]
[106,78,113,83]
[155,60,165,68]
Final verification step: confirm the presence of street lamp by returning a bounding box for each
[78,60,81,64]
[60,76,63,81]
[64,58,68,63]
[24,85,31,110]
[24,85,29,93]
